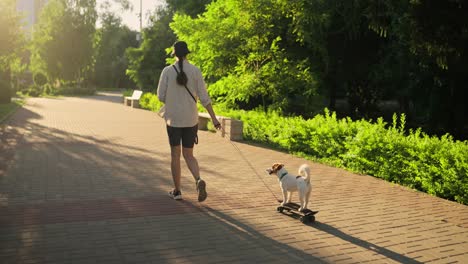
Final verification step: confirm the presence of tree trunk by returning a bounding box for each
[329,81,336,111]
[0,68,12,104]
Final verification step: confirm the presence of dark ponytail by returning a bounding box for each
[176,57,188,86]
[172,41,190,86]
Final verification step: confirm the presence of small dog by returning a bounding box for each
[266,163,312,211]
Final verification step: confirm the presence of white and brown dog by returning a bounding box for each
[266,163,312,212]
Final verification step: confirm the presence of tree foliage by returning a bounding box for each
[126,7,177,91]
[93,12,138,88]
[363,0,468,138]
[30,0,97,83]
[171,0,319,113]
[169,0,468,137]
[10,0,466,138]
[0,0,24,68]
[165,0,212,18]
[125,0,214,92]
[0,0,25,103]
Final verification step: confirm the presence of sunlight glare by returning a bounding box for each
[96,0,165,31]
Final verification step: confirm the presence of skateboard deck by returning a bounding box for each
[276,202,318,223]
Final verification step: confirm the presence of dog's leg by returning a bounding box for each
[286,192,292,204]
[298,192,305,211]
[304,188,312,210]
[280,189,288,206]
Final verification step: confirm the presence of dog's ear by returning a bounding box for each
[272,163,284,172]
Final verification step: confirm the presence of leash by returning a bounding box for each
[227,139,281,202]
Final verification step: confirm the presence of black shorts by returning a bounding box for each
[166,124,198,148]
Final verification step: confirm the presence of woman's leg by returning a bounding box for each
[183,147,207,202]
[170,145,182,191]
[182,147,200,181]
[180,124,207,202]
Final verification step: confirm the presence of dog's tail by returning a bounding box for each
[298,164,311,184]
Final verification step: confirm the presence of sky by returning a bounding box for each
[97,0,165,31]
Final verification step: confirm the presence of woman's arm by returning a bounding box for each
[204,103,221,130]
[157,67,168,103]
[195,68,221,130]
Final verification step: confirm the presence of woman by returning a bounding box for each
[157,41,221,202]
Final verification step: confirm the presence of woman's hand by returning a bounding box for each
[205,104,221,130]
[213,118,222,130]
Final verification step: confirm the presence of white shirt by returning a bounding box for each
[157,60,212,127]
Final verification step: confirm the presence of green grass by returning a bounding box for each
[0,98,25,123]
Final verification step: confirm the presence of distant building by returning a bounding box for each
[16,0,48,34]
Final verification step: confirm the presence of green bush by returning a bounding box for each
[25,84,42,97]
[139,92,164,112]
[43,84,57,95]
[33,72,48,86]
[339,115,468,204]
[214,108,468,205]
[16,81,29,93]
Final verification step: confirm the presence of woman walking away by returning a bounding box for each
[157,41,221,202]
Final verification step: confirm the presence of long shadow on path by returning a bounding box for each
[312,221,422,264]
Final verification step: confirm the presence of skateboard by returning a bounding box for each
[276,202,318,223]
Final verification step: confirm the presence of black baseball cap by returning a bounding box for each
[172,41,191,57]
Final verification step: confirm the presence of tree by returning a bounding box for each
[171,0,318,114]
[407,0,468,138]
[165,0,212,18]
[364,0,468,137]
[278,0,396,119]
[125,0,213,92]
[0,0,25,103]
[126,7,177,91]
[30,0,97,84]
[93,12,138,88]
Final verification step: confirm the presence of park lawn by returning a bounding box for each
[0,99,25,123]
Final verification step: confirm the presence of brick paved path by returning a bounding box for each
[0,92,467,264]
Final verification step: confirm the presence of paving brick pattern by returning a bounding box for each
[0,92,467,263]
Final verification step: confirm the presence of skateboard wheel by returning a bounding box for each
[300,216,307,223]
[308,215,315,223]
[277,207,284,213]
